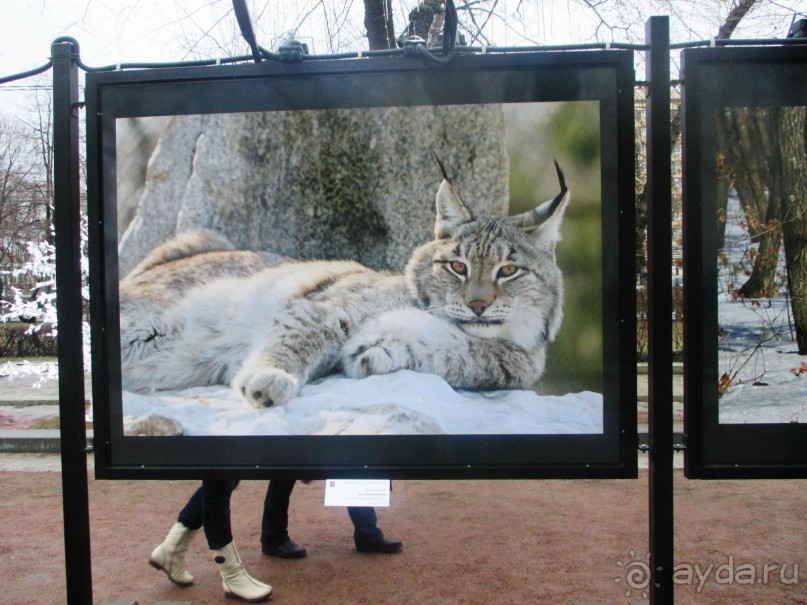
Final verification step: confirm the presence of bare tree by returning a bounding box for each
[779,107,807,353]
[0,118,50,277]
[58,0,804,64]
[715,104,807,355]
[23,87,54,243]
[636,0,766,276]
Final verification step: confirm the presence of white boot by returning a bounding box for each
[213,542,273,602]
[149,522,198,586]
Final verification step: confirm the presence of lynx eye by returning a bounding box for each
[496,264,518,279]
[449,261,468,276]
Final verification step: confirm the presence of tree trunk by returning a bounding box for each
[738,197,782,298]
[717,107,784,298]
[721,108,775,240]
[779,106,807,354]
[407,0,441,40]
[715,165,730,251]
[716,0,759,40]
[739,117,782,300]
[364,0,396,50]
[714,113,731,250]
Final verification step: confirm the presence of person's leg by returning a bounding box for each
[150,485,204,586]
[214,541,273,602]
[261,480,295,546]
[177,485,204,530]
[348,506,382,541]
[348,507,402,553]
[202,479,273,601]
[201,479,238,550]
[261,480,307,558]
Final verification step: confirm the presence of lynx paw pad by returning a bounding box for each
[233,367,299,409]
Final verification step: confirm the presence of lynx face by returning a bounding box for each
[406,159,569,352]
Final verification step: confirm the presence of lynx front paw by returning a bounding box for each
[342,340,412,379]
[232,367,299,409]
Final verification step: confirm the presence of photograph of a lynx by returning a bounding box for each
[119,157,569,409]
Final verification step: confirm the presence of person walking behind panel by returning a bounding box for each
[261,479,402,557]
[150,479,272,603]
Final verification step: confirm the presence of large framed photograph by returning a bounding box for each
[682,45,807,478]
[85,50,637,479]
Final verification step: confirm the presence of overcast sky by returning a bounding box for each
[1,1,804,119]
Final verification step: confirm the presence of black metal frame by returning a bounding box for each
[646,17,674,604]
[52,39,93,604]
[83,50,637,480]
[682,45,807,479]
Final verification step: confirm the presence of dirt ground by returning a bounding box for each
[1,456,806,605]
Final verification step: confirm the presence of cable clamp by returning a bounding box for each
[277,36,309,62]
[402,35,427,56]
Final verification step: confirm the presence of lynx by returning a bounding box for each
[119,157,569,408]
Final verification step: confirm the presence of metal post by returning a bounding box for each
[52,39,94,604]
[645,16,674,605]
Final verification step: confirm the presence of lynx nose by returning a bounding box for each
[468,299,489,316]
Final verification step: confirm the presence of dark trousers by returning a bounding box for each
[178,479,239,550]
[261,480,382,546]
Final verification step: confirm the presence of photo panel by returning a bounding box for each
[86,52,636,479]
[682,45,807,478]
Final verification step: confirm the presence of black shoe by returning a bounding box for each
[262,539,307,559]
[355,535,403,553]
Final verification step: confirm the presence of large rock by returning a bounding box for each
[115,116,172,240]
[117,106,509,276]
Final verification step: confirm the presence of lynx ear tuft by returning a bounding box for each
[432,153,473,239]
[510,160,570,244]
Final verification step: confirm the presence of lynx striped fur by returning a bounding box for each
[119,158,569,408]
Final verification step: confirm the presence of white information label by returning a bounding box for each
[324,479,390,507]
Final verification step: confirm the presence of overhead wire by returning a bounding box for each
[0,4,806,85]
[0,61,53,86]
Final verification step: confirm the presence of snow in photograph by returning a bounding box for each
[718,194,807,424]
[122,370,603,436]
